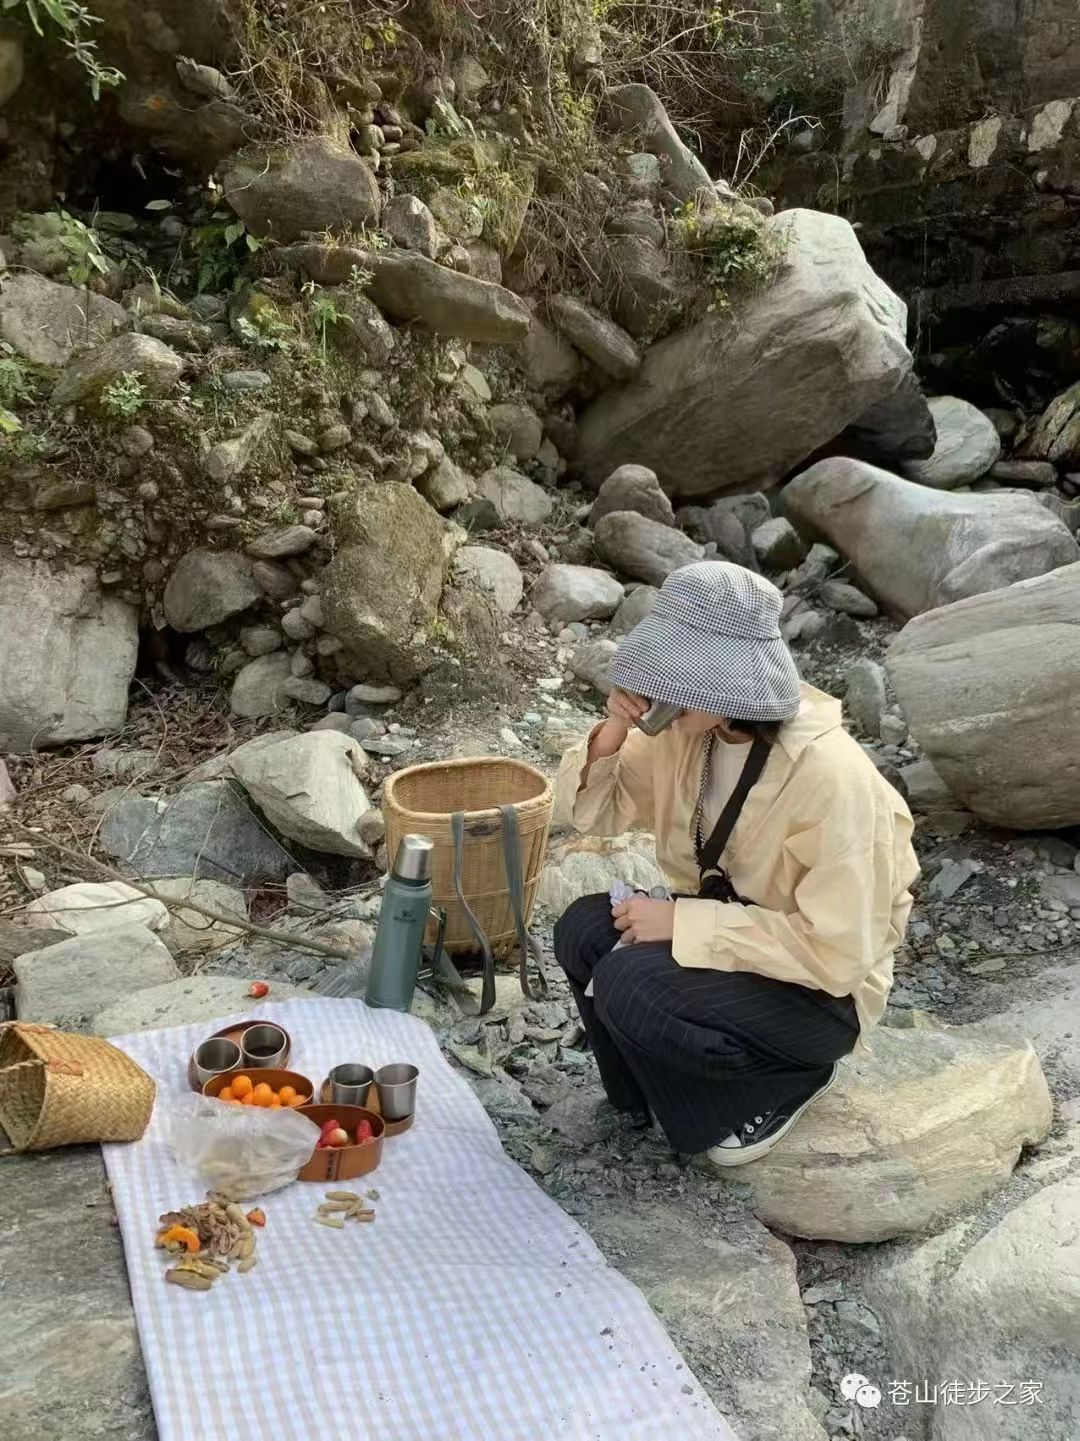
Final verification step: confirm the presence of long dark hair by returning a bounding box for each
[725,718,784,744]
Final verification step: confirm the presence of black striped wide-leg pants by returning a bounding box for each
[553,892,860,1154]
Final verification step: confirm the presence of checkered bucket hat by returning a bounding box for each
[611,562,801,722]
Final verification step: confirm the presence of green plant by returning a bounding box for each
[191,214,264,293]
[304,285,353,360]
[101,371,147,419]
[58,210,110,286]
[4,0,124,98]
[0,344,32,408]
[674,198,785,309]
[234,310,291,352]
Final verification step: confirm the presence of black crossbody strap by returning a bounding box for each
[695,736,771,880]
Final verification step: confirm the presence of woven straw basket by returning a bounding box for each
[383,757,553,957]
[0,1022,155,1154]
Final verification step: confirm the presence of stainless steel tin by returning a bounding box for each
[192,1037,241,1088]
[374,1062,419,1121]
[393,834,434,884]
[327,1063,375,1107]
[239,1023,288,1069]
[636,700,683,736]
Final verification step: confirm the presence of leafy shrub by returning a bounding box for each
[4,0,124,98]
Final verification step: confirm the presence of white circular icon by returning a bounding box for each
[855,1383,882,1408]
[840,1373,871,1401]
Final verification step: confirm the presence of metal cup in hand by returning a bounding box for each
[327,1063,375,1107]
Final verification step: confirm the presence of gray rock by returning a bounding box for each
[382,193,439,257]
[887,562,1080,828]
[845,658,887,736]
[0,30,24,108]
[300,594,324,628]
[594,511,702,585]
[600,83,712,201]
[285,428,318,458]
[588,464,674,528]
[91,747,158,780]
[322,478,446,684]
[989,459,1058,488]
[325,288,395,367]
[417,456,471,512]
[221,369,272,391]
[281,607,315,642]
[676,503,756,566]
[896,756,957,812]
[488,402,543,462]
[52,332,184,408]
[819,579,878,617]
[240,624,282,657]
[144,876,248,955]
[1018,378,1080,469]
[751,517,806,571]
[319,423,351,453]
[15,922,178,1029]
[251,559,298,599]
[609,584,658,636]
[785,457,1079,619]
[546,293,640,380]
[902,396,1001,489]
[731,1024,1051,1242]
[878,712,908,746]
[600,233,680,338]
[865,1176,1080,1441]
[521,316,579,391]
[99,974,305,1034]
[360,735,411,759]
[577,209,921,497]
[0,559,138,752]
[454,496,501,533]
[140,312,215,354]
[537,833,666,912]
[230,730,371,857]
[476,466,553,525]
[163,549,260,632]
[203,413,272,484]
[837,369,938,465]
[346,683,402,706]
[532,564,624,625]
[283,676,332,706]
[453,545,524,614]
[570,638,618,694]
[99,779,294,884]
[1,1146,152,1438]
[309,713,352,734]
[230,652,294,718]
[0,273,127,366]
[247,524,318,559]
[25,880,167,938]
[224,137,380,242]
[282,242,531,344]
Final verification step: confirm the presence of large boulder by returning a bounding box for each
[52,332,184,408]
[25,881,167,938]
[545,294,640,381]
[475,466,553,525]
[588,464,675,528]
[145,877,247,955]
[531,564,624,625]
[281,243,530,344]
[864,1175,1080,1439]
[15,923,178,1031]
[727,1024,1051,1242]
[576,209,923,498]
[98,780,294,884]
[609,584,659,636]
[0,558,138,752]
[593,511,702,585]
[452,546,524,614]
[901,395,1001,489]
[230,652,294,718]
[0,273,127,366]
[600,84,712,202]
[223,138,380,242]
[783,457,1079,619]
[163,549,260,632]
[1018,378,1080,469]
[886,563,1080,828]
[229,731,372,858]
[322,479,445,684]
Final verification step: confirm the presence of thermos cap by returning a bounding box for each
[394,834,434,883]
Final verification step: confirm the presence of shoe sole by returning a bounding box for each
[707,1063,839,1169]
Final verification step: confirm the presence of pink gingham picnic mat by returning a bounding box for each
[105,997,737,1441]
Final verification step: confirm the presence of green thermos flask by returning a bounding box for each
[365,834,447,1011]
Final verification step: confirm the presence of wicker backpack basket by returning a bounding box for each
[0,1022,156,1154]
[383,757,553,957]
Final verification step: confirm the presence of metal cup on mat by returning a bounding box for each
[239,1023,288,1069]
[327,1063,375,1107]
[192,1037,241,1088]
[375,1063,419,1121]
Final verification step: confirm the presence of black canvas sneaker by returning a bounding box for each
[706,1063,839,1168]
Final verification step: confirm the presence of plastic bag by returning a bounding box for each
[165,1092,320,1200]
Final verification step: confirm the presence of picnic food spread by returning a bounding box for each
[155,1195,263,1289]
[215,1074,310,1107]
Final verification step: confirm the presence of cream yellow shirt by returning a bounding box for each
[554,684,919,1051]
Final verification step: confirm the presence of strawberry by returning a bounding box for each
[320,1118,342,1137]
[355,1119,374,1143]
[249,980,269,998]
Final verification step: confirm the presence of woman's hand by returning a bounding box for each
[612,897,676,945]
[605,688,649,729]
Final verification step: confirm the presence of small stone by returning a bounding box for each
[282,676,331,707]
[820,579,878,618]
[221,369,272,391]
[879,713,908,746]
[120,425,154,458]
[360,736,411,759]
[282,607,316,641]
[240,624,283,657]
[845,658,887,737]
[346,683,402,707]
[320,423,352,453]
[500,727,522,749]
[751,517,806,571]
[285,429,319,457]
[290,650,314,677]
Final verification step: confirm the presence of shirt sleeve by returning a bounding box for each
[671,780,919,996]
[553,725,656,837]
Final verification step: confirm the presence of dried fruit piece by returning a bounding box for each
[318,1200,357,1215]
[315,1214,345,1230]
[249,980,269,998]
[165,1267,213,1291]
[353,1210,376,1224]
[159,1225,201,1253]
[237,1254,257,1274]
[237,1233,255,1260]
[225,1203,251,1230]
[325,1191,361,1203]
[176,1257,224,1281]
[246,1208,266,1227]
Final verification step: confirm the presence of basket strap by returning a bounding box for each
[498,805,548,1001]
[430,811,496,1016]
